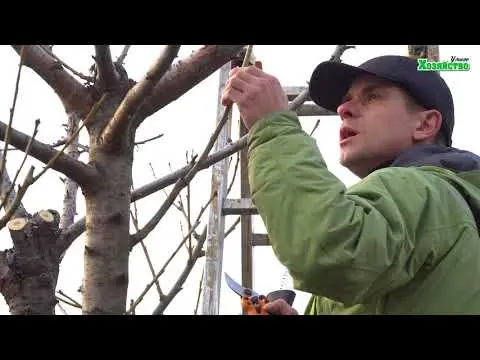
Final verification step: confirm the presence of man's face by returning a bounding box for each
[336,75,422,178]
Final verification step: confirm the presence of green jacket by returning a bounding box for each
[247,111,480,315]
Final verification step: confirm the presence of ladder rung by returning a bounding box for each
[222,198,257,215]
[252,233,270,246]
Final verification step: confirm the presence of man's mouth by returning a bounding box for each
[339,126,358,142]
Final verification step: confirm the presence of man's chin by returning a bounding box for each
[339,153,371,178]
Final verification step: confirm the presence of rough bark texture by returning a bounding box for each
[82,92,134,315]
[0,210,61,315]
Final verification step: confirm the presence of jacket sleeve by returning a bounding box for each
[247,111,452,306]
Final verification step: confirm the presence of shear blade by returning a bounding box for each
[224,273,259,298]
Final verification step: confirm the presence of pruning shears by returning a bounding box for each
[224,273,296,315]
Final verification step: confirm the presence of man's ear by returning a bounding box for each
[412,109,442,142]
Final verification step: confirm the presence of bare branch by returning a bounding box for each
[116,45,131,65]
[127,224,207,314]
[0,120,99,190]
[130,188,163,300]
[40,45,93,83]
[100,45,180,150]
[224,216,241,239]
[133,136,248,203]
[134,132,164,146]
[11,45,94,117]
[0,46,25,187]
[136,45,245,120]
[94,45,118,92]
[30,92,110,186]
[56,290,82,309]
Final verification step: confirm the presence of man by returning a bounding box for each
[221,54,480,315]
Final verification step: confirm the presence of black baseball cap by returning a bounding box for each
[308,55,455,146]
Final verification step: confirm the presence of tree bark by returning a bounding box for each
[82,93,133,315]
[0,210,61,315]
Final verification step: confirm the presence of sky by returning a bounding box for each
[0,45,477,315]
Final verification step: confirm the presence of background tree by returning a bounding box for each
[0,45,250,315]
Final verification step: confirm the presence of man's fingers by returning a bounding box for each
[234,69,263,86]
[228,75,250,93]
[264,299,291,315]
[221,87,244,107]
[244,64,266,77]
[255,61,263,70]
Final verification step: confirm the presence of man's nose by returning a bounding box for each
[337,101,354,120]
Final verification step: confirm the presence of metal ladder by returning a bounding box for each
[200,45,440,315]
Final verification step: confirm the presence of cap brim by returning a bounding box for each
[309,61,372,113]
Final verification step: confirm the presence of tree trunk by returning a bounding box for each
[0,210,61,315]
[82,94,134,315]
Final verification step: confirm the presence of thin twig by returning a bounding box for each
[309,119,321,136]
[56,289,82,308]
[134,132,164,146]
[101,45,181,149]
[130,185,163,300]
[224,216,241,239]
[0,166,34,229]
[227,152,240,196]
[40,45,93,83]
[56,295,82,309]
[57,301,69,315]
[0,46,26,190]
[31,93,108,184]
[0,164,28,219]
[152,226,208,315]
[0,119,39,214]
[126,225,207,314]
[56,296,81,309]
[194,267,204,315]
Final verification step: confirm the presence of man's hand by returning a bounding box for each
[263,299,299,315]
[221,62,289,130]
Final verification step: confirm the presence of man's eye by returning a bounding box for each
[363,92,381,102]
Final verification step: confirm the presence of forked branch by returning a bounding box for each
[100,45,181,150]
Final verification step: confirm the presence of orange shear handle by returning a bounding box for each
[241,295,270,315]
